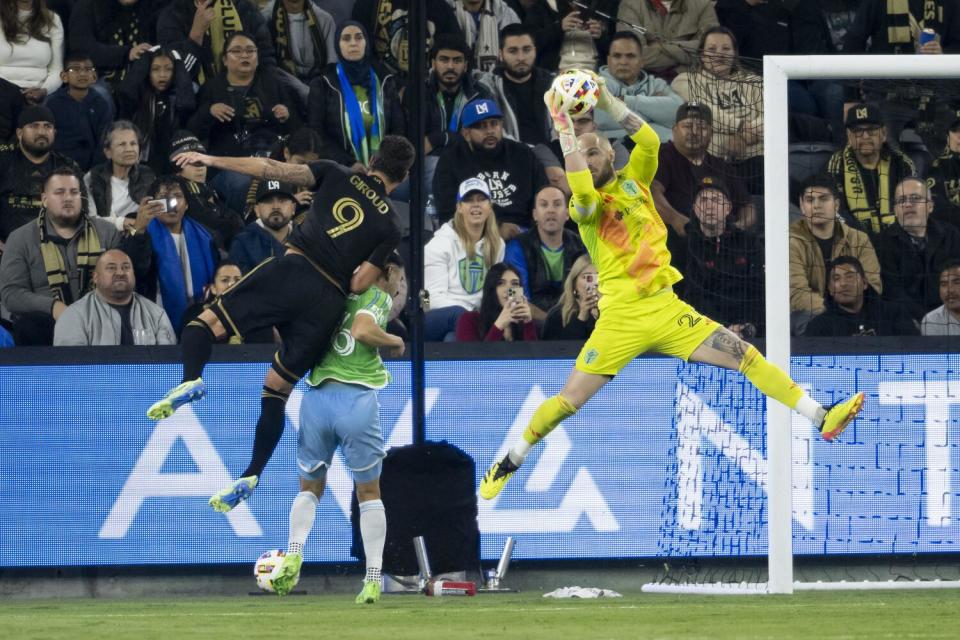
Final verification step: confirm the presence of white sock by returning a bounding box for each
[359,499,386,583]
[287,491,318,555]
[509,439,532,465]
[795,395,827,425]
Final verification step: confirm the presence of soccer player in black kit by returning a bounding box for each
[149,135,415,512]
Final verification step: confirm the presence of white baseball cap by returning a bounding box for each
[457,177,492,201]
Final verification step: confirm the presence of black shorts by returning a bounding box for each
[211,253,346,379]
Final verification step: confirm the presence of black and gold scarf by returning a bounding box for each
[886,0,945,46]
[840,146,894,234]
[38,210,102,304]
[271,0,327,77]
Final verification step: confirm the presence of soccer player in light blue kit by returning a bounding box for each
[272,253,406,603]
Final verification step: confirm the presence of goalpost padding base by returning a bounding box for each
[642,581,960,595]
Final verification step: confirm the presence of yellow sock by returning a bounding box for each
[520,394,578,448]
[738,345,804,410]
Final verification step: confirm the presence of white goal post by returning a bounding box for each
[645,55,960,596]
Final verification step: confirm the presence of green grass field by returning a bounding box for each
[4,590,960,639]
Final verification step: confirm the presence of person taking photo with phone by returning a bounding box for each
[455,262,538,342]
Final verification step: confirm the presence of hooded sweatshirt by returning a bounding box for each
[595,65,684,142]
[423,220,505,311]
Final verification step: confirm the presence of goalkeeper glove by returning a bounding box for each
[544,88,578,156]
[588,71,630,123]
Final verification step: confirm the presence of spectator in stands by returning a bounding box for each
[259,0,336,107]
[672,27,764,192]
[0,105,85,243]
[843,0,960,54]
[716,0,836,58]
[314,0,352,26]
[351,0,462,77]
[524,0,616,72]
[0,0,64,104]
[47,51,114,172]
[683,175,764,337]
[141,175,219,331]
[0,167,151,345]
[455,261,537,341]
[157,0,276,85]
[449,0,519,73]
[504,185,585,323]
[477,24,554,147]
[169,131,245,250]
[789,173,882,334]
[652,102,754,240]
[804,256,918,336]
[595,31,683,143]
[411,34,491,192]
[189,31,301,213]
[616,0,719,80]
[68,0,165,99]
[307,21,405,174]
[242,126,321,218]
[423,177,505,341]
[878,176,960,323]
[229,179,297,273]
[433,98,549,238]
[0,77,26,142]
[921,260,960,335]
[84,121,156,227]
[53,248,175,345]
[928,110,960,230]
[821,0,861,52]
[117,47,196,173]
[541,253,598,340]
[826,103,917,236]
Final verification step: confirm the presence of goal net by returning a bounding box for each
[642,54,960,595]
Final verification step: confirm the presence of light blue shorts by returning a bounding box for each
[297,381,385,483]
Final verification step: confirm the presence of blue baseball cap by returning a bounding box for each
[460,99,503,129]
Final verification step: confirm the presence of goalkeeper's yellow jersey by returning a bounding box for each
[567,123,683,307]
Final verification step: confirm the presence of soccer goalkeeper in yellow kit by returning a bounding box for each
[479,77,865,500]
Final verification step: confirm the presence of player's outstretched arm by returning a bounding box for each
[351,313,404,355]
[172,152,317,188]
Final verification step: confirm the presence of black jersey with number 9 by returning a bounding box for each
[287,161,403,293]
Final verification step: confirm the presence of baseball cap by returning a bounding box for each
[17,105,56,128]
[460,99,503,129]
[845,103,882,128]
[675,102,712,126]
[694,174,731,199]
[457,177,491,201]
[169,130,206,160]
[950,109,960,131]
[255,179,297,203]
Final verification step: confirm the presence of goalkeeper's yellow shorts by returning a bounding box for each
[575,288,720,377]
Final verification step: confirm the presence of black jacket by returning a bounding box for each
[306,64,406,167]
[843,0,960,53]
[715,0,834,58]
[86,162,156,220]
[432,136,549,227]
[510,227,585,313]
[157,0,277,82]
[805,286,919,336]
[524,0,618,71]
[228,221,287,273]
[878,218,960,321]
[182,179,245,251]
[0,147,87,243]
[69,0,166,80]
[682,218,765,333]
[541,305,595,340]
[188,71,302,157]
[117,50,197,173]
[412,70,490,155]
[0,77,24,143]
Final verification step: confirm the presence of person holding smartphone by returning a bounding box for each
[455,262,538,341]
[541,254,600,340]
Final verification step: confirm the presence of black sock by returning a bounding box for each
[242,390,288,478]
[180,323,214,383]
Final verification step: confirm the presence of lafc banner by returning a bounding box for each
[2,355,959,567]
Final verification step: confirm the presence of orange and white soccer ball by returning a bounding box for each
[254,549,296,593]
[550,69,601,116]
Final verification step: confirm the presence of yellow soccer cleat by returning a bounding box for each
[479,455,520,500]
[209,475,259,512]
[272,552,302,597]
[820,391,865,442]
[355,580,381,604]
[147,378,206,420]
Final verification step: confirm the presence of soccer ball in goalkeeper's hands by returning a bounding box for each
[550,69,601,116]
[255,549,296,593]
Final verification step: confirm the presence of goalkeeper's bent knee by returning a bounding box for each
[522,394,578,446]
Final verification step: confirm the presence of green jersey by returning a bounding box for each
[306,286,393,389]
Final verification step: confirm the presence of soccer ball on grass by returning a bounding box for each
[254,549,297,593]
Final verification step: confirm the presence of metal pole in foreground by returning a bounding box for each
[413,536,433,591]
[482,537,516,592]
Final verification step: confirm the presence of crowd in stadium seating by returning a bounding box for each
[1,0,959,348]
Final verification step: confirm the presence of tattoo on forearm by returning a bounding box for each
[618,111,646,136]
[707,328,747,361]
[262,159,315,187]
